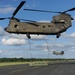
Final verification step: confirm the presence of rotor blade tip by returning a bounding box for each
[22,1,26,3]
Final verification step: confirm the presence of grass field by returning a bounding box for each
[0,61,48,66]
[0,62,29,66]
[0,61,49,66]
[0,60,74,67]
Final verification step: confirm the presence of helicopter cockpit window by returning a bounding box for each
[60,20,65,22]
[14,25,18,28]
[43,26,45,28]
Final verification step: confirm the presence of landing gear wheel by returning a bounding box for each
[56,33,61,38]
[26,33,31,39]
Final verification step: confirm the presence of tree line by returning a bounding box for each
[0,58,74,62]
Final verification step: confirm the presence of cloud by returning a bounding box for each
[36,41,75,52]
[30,35,47,40]
[0,50,3,53]
[10,34,27,39]
[0,5,15,14]
[25,0,38,9]
[2,38,26,46]
[70,33,75,37]
[61,32,75,43]
[0,26,8,36]
[0,26,48,46]
[8,34,47,40]
[0,49,8,53]
[62,32,75,38]
[38,20,50,23]
[0,27,4,36]
[36,42,65,48]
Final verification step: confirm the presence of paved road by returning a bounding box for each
[0,62,75,75]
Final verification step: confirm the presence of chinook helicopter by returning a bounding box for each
[53,51,64,55]
[0,1,75,39]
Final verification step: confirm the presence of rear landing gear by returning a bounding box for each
[56,33,61,38]
[26,33,31,39]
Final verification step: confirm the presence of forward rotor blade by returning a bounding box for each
[0,17,11,20]
[0,17,37,22]
[12,1,26,18]
[63,7,75,13]
[0,18,6,20]
[24,8,61,13]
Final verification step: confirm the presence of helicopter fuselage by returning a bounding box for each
[5,14,72,39]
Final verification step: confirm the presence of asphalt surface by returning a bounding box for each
[0,62,75,75]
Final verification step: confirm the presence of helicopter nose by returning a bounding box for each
[4,27,7,31]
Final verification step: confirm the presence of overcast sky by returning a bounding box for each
[0,0,75,58]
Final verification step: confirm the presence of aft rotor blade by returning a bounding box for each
[24,8,61,13]
[12,1,26,18]
[18,18,36,22]
[63,7,75,13]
